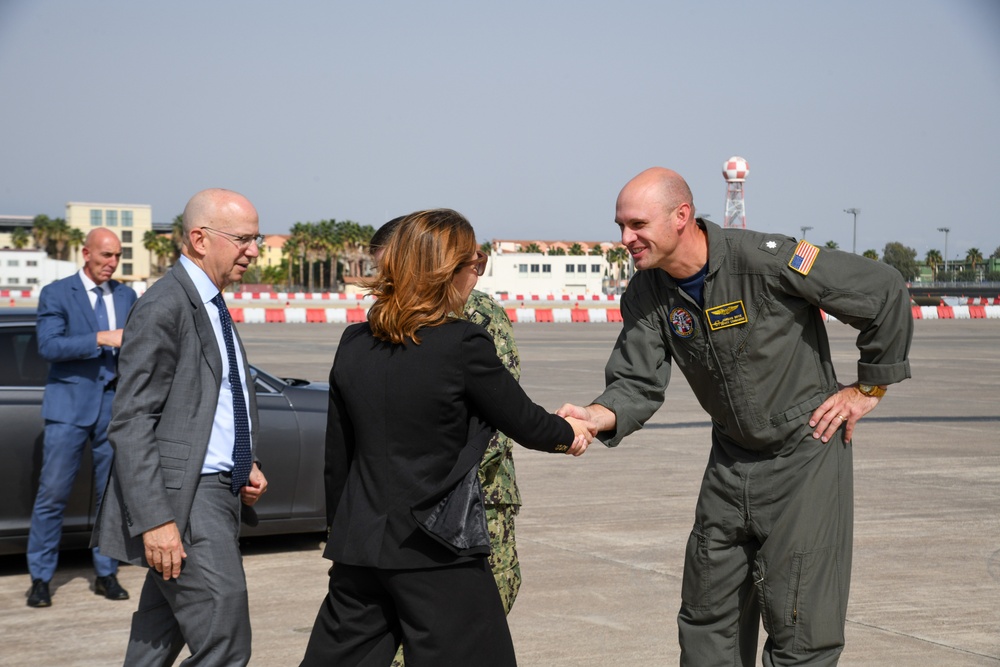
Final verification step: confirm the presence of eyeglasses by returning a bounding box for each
[458,250,488,277]
[201,227,265,249]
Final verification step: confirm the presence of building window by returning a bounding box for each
[90,209,102,226]
[566,265,575,273]
[9,277,19,284]
[26,260,38,267]
[591,264,601,273]
[122,263,133,275]
[530,264,539,273]
[519,264,528,273]
[121,211,133,227]
[121,231,132,243]
[122,247,133,260]
[105,210,118,227]
[542,264,551,273]
[7,260,18,267]
[27,278,38,284]
[578,264,586,273]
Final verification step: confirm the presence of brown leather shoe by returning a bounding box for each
[94,574,129,600]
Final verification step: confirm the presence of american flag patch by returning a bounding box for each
[789,240,819,276]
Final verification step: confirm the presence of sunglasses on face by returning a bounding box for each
[458,250,488,276]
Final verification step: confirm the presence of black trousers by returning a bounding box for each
[301,558,516,667]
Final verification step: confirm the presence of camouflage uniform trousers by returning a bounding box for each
[390,503,520,667]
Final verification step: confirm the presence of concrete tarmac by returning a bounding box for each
[1,320,998,666]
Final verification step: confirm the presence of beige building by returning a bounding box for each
[65,202,153,282]
[259,234,289,270]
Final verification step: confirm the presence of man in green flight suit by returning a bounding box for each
[559,167,913,666]
[369,219,523,667]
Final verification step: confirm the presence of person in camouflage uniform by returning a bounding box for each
[368,223,524,667]
[463,289,523,614]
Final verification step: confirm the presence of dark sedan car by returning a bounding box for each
[0,309,329,556]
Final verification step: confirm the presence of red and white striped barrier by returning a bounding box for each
[910,305,1000,320]
[226,305,1000,324]
[227,291,620,303]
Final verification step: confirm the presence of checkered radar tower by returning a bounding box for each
[722,156,749,229]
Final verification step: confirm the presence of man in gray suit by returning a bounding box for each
[94,188,268,666]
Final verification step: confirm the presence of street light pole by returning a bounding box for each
[843,208,860,254]
[800,226,813,240]
[937,227,950,280]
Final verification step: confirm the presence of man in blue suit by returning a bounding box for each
[26,227,138,608]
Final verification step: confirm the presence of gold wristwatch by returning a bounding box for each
[857,383,886,398]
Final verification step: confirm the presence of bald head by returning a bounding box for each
[84,227,120,249]
[180,188,260,290]
[181,188,257,247]
[614,167,705,276]
[82,227,123,285]
[618,167,694,217]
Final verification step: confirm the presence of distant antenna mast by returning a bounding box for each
[722,156,749,229]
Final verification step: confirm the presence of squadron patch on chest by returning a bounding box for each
[669,306,697,339]
[789,239,820,276]
[705,300,748,331]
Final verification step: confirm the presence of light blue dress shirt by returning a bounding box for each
[178,255,253,474]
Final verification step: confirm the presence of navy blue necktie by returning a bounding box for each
[92,287,115,384]
[211,293,252,495]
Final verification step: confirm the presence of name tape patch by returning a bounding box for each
[705,300,747,331]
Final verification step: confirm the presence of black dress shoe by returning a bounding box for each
[94,574,130,601]
[26,579,51,607]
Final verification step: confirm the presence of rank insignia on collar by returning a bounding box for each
[705,300,748,331]
[759,238,782,255]
[789,239,819,276]
[669,306,697,339]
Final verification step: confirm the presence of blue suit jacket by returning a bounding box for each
[37,272,138,427]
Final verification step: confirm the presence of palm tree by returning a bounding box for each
[11,226,31,249]
[548,247,566,256]
[589,246,603,256]
[605,246,630,291]
[965,248,983,274]
[568,243,585,256]
[285,222,310,290]
[824,240,839,250]
[46,218,73,261]
[479,241,493,256]
[143,230,175,274]
[524,242,542,254]
[924,249,943,281]
[67,227,85,263]
[170,214,184,262]
[32,215,52,252]
[332,220,373,289]
[862,249,879,261]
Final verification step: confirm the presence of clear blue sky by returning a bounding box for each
[1,1,997,261]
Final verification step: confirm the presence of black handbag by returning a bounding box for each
[410,415,493,557]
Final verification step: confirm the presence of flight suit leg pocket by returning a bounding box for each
[784,546,845,652]
[680,529,711,609]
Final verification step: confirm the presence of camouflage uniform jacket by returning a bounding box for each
[464,290,522,508]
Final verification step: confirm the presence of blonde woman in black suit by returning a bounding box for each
[300,209,593,667]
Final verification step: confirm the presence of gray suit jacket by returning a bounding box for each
[93,262,259,565]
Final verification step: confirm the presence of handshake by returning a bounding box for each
[554,402,617,457]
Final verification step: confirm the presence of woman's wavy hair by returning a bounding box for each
[365,208,476,344]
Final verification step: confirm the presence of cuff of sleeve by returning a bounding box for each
[857,360,911,386]
[591,398,631,448]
